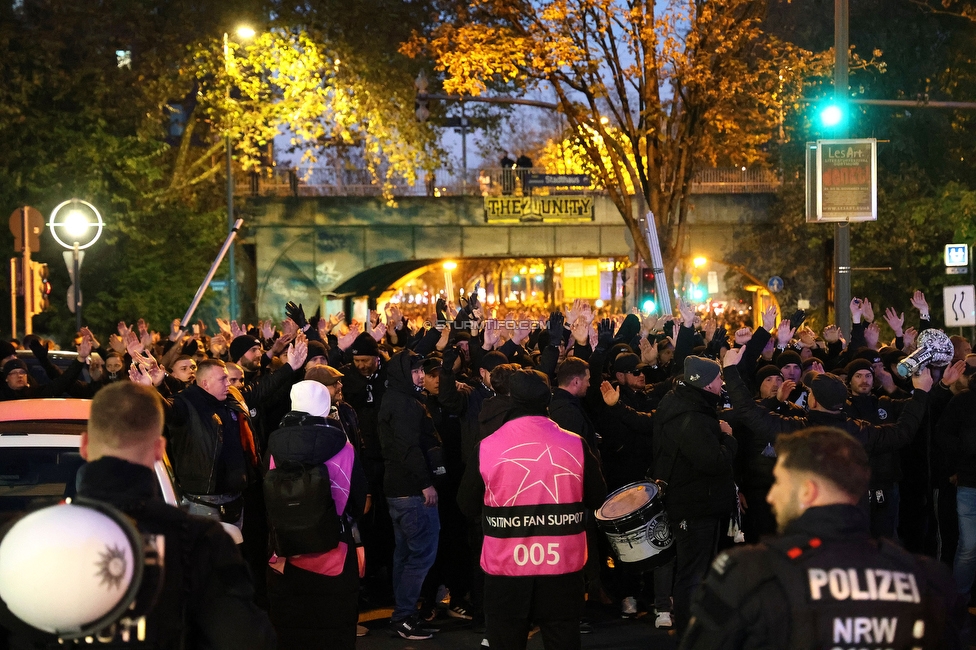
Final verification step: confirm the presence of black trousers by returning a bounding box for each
[484,571,584,650]
[267,547,359,650]
[672,516,722,638]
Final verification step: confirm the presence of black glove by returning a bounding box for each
[285,301,308,330]
[789,309,806,331]
[29,338,49,363]
[468,281,482,313]
[435,298,449,327]
[596,318,614,350]
[546,312,565,347]
[441,347,459,375]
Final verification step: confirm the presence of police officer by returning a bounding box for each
[0,382,276,649]
[680,426,963,649]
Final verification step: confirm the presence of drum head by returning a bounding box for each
[596,482,658,520]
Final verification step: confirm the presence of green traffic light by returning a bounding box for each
[642,299,656,313]
[820,103,844,128]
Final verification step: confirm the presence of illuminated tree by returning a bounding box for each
[405,0,832,295]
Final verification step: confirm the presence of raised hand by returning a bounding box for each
[337,327,359,351]
[285,301,308,331]
[596,318,615,349]
[850,298,863,321]
[734,327,753,346]
[910,290,929,316]
[269,330,295,357]
[216,318,232,339]
[641,314,659,335]
[370,321,388,342]
[865,321,881,348]
[210,334,227,357]
[723,346,744,367]
[703,318,717,343]
[941,359,968,387]
[78,332,93,360]
[482,320,501,350]
[566,298,582,326]
[260,319,276,340]
[912,366,933,392]
[678,299,695,327]
[823,324,840,344]
[639,336,658,366]
[229,320,245,339]
[883,307,905,337]
[861,299,875,323]
[169,319,184,343]
[797,327,817,349]
[511,317,529,346]
[777,379,796,403]
[600,380,620,406]
[570,317,589,346]
[903,326,918,349]
[547,312,565,345]
[286,332,308,370]
[776,320,795,348]
[761,306,777,332]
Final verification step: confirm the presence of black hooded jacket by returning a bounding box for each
[377,351,442,497]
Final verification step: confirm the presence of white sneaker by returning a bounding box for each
[621,596,638,618]
[654,611,674,629]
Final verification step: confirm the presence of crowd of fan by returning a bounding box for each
[3,286,974,644]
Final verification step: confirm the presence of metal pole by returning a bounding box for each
[182,218,244,328]
[226,133,236,321]
[460,100,468,193]
[73,243,81,332]
[22,207,31,336]
[10,258,17,340]
[833,0,852,337]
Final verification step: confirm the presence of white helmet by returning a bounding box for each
[0,498,144,638]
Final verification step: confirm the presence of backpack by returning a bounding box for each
[263,459,343,557]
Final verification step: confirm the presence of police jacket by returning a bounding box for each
[0,456,276,649]
[681,504,963,649]
[377,352,441,497]
[652,383,738,522]
[457,414,606,576]
[725,366,927,458]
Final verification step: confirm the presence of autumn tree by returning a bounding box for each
[405,0,831,300]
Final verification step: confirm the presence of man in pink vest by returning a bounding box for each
[458,369,606,650]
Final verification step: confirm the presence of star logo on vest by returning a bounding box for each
[489,442,583,507]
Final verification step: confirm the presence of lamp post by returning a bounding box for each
[48,199,104,332]
[222,25,255,321]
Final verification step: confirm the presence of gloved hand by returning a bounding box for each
[441,347,459,375]
[435,298,449,327]
[29,338,49,363]
[285,301,308,330]
[546,312,565,347]
[596,318,614,350]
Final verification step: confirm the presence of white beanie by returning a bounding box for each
[290,380,331,417]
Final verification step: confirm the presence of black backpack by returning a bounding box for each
[263,459,343,557]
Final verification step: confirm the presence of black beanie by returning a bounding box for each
[229,335,261,362]
[755,364,783,386]
[809,373,848,411]
[2,359,27,375]
[307,340,328,360]
[509,369,551,413]
[350,332,379,357]
[844,359,874,384]
[683,356,722,389]
[776,350,802,369]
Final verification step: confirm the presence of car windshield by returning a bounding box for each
[0,447,84,528]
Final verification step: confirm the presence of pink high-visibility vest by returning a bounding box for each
[479,416,587,576]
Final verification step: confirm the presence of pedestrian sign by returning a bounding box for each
[945,244,969,267]
[943,285,976,327]
[767,276,784,293]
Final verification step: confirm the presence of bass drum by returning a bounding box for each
[595,481,674,572]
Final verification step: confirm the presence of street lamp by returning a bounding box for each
[48,199,104,331]
[442,261,457,300]
[222,25,255,321]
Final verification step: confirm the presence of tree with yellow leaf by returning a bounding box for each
[405,0,831,298]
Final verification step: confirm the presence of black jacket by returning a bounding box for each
[937,389,976,488]
[0,457,276,649]
[725,366,927,458]
[549,387,601,454]
[682,504,963,649]
[845,392,910,486]
[595,385,656,490]
[377,351,441,497]
[652,383,737,522]
[267,412,367,520]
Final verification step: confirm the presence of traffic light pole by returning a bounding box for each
[833,0,852,338]
[21,207,32,336]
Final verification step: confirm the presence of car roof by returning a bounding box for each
[0,398,91,422]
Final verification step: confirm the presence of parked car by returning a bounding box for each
[0,398,242,542]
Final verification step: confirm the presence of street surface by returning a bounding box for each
[355,606,679,649]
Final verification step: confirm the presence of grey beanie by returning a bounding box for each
[683,356,722,389]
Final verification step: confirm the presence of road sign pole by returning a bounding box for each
[73,243,81,332]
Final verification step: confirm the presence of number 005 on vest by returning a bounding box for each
[596,481,674,572]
